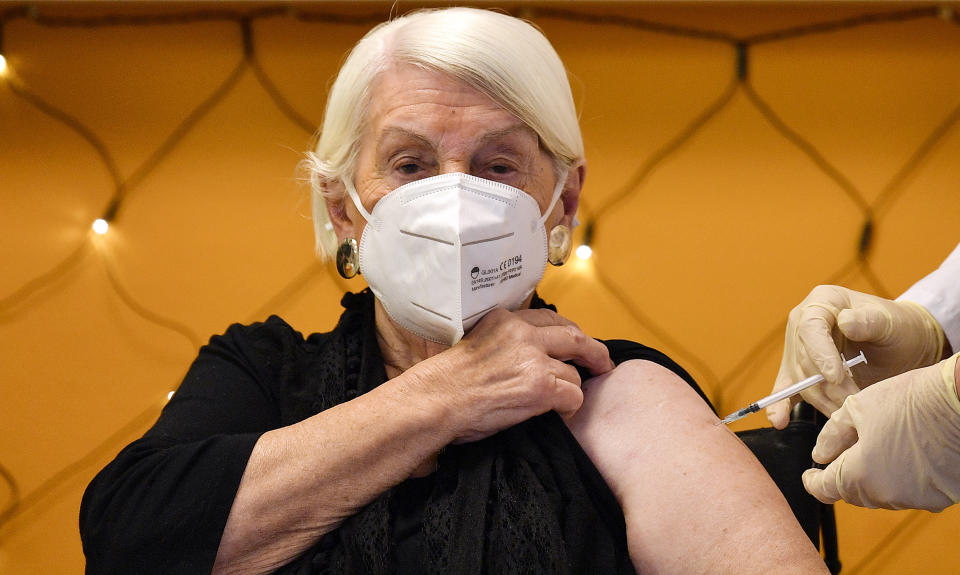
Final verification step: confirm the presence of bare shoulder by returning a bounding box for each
[565,359,718,470]
[565,359,720,487]
[566,359,828,574]
[584,359,711,412]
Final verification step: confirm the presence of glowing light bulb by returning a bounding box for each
[92,218,109,235]
[167,390,176,401]
[0,55,7,75]
[575,244,593,260]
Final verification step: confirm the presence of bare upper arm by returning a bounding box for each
[565,360,828,575]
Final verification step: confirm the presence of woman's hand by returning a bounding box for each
[405,307,615,443]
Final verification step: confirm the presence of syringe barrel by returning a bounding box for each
[756,351,868,409]
[756,373,824,409]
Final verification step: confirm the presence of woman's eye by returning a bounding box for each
[398,163,421,175]
[481,161,521,181]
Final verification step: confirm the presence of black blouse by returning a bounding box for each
[80,290,708,574]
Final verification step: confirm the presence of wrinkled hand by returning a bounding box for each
[409,307,615,443]
[767,285,945,429]
[802,354,960,511]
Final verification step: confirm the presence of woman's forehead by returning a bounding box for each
[362,65,536,149]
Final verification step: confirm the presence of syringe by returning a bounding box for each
[719,350,868,425]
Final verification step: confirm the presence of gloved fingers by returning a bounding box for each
[812,371,860,416]
[796,384,843,420]
[768,359,841,425]
[768,285,856,429]
[796,303,846,386]
[765,397,794,430]
[801,466,841,505]
[811,403,858,464]
[837,305,893,344]
[770,327,833,424]
[768,335,811,428]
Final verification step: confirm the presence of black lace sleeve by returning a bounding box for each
[79,316,298,574]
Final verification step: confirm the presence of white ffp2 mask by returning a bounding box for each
[346,172,564,345]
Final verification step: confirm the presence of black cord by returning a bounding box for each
[592,265,721,399]
[0,241,92,320]
[858,259,893,300]
[712,320,786,413]
[741,80,870,215]
[244,261,325,323]
[118,57,247,217]
[0,460,20,529]
[711,256,860,411]
[529,6,736,44]
[8,7,280,28]
[99,248,202,351]
[842,510,926,575]
[249,57,317,136]
[4,76,123,190]
[743,5,941,45]
[872,99,960,218]
[0,404,161,535]
[592,72,740,220]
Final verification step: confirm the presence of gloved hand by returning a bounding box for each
[802,354,960,511]
[766,285,945,429]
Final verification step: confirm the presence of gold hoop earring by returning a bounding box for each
[336,238,359,278]
[548,224,572,266]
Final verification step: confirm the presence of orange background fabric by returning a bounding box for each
[1,2,958,572]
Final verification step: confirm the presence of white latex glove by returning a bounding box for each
[802,354,960,511]
[767,285,945,429]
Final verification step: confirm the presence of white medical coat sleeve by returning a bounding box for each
[898,242,960,354]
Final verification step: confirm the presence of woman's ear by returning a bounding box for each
[560,163,586,228]
[322,178,355,241]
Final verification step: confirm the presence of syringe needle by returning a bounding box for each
[718,351,868,425]
[716,403,759,425]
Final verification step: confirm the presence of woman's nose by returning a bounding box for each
[438,161,471,175]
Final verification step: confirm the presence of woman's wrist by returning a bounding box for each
[384,363,460,449]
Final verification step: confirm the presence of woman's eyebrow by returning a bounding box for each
[476,124,536,148]
[376,127,435,155]
[374,123,535,158]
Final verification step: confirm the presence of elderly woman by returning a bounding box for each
[80,8,828,575]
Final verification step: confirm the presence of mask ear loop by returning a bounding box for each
[538,175,567,226]
[543,174,573,267]
[344,179,374,224]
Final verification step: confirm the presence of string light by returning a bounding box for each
[92,198,121,236]
[0,19,7,76]
[575,220,595,261]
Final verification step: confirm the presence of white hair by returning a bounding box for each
[304,7,584,259]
